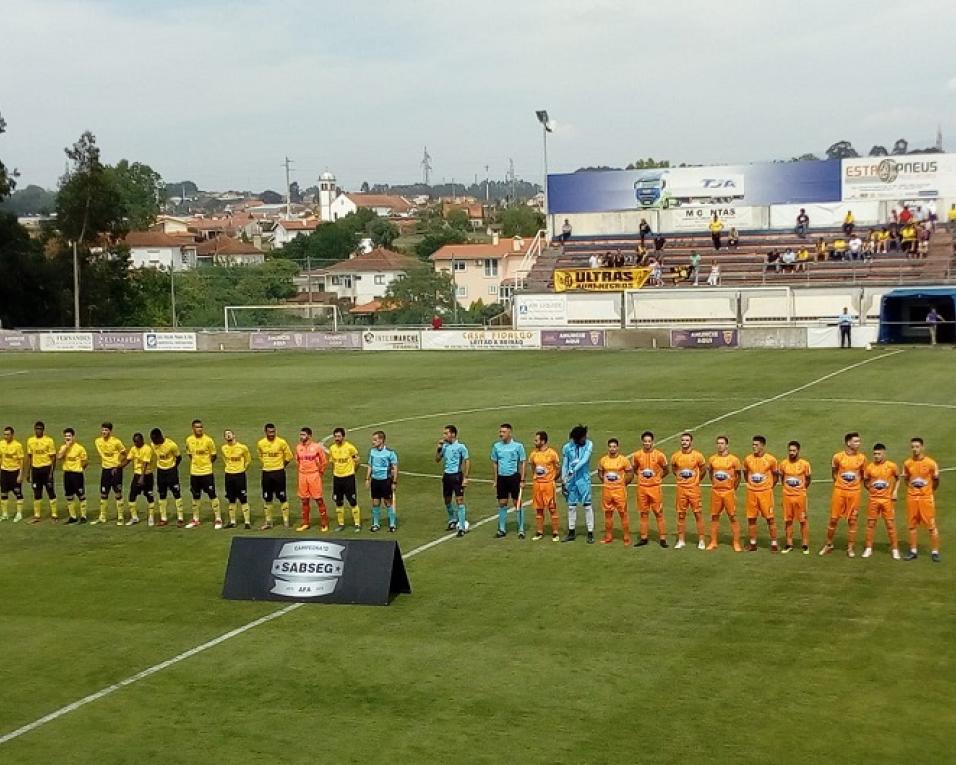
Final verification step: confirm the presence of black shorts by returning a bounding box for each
[261,469,287,502]
[0,469,21,494]
[189,474,216,499]
[129,473,155,501]
[332,475,358,506]
[100,467,124,496]
[157,467,181,498]
[31,466,56,498]
[370,477,393,502]
[64,471,86,499]
[225,473,248,503]
[442,472,464,499]
[496,474,522,501]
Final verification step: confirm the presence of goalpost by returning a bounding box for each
[223,304,339,332]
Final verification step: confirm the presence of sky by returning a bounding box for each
[1,0,954,193]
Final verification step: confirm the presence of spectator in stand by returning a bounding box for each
[796,246,810,272]
[728,227,740,249]
[639,218,652,247]
[781,248,797,271]
[832,237,848,261]
[764,250,779,274]
[847,234,863,261]
[926,307,941,346]
[900,221,918,256]
[635,244,648,266]
[947,203,956,234]
[927,201,937,233]
[876,227,889,255]
[653,233,666,252]
[899,205,913,226]
[560,219,572,246]
[648,257,663,287]
[431,314,443,331]
[865,230,878,258]
[795,208,810,238]
[689,251,702,286]
[588,252,600,269]
[613,250,626,268]
[815,237,828,262]
[917,224,930,259]
[706,260,721,286]
[842,210,855,236]
[709,214,724,250]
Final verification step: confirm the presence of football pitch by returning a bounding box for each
[0,348,953,765]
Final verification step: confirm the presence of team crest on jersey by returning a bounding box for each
[605,472,620,482]
[910,478,927,488]
[872,480,889,490]
[840,471,859,482]
[750,472,766,484]
[535,465,547,476]
[641,469,655,479]
[785,477,802,488]
[714,471,730,481]
[679,469,694,479]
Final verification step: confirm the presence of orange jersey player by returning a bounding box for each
[742,435,779,552]
[706,435,742,551]
[821,431,867,557]
[669,432,707,549]
[902,437,941,562]
[630,430,669,548]
[863,443,899,559]
[295,427,329,532]
[525,430,561,542]
[598,439,633,545]
[779,440,812,554]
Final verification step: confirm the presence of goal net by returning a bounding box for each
[224,304,339,331]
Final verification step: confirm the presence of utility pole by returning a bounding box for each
[485,164,490,203]
[508,158,516,206]
[170,257,177,328]
[72,241,80,329]
[421,146,432,186]
[283,156,293,219]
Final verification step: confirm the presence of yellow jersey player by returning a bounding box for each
[706,435,742,551]
[630,430,669,548]
[257,423,293,529]
[0,425,25,522]
[669,432,707,549]
[821,432,867,557]
[742,435,779,552]
[862,443,899,559]
[59,428,89,524]
[185,419,220,528]
[150,428,182,526]
[903,437,941,563]
[329,427,361,532]
[525,430,561,542]
[221,429,252,529]
[779,440,812,554]
[598,438,633,545]
[26,421,58,522]
[92,422,127,526]
[123,432,156,526]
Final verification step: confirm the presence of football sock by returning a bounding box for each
[174,497,184,520]
[387,506,396,527]
[603,510,614,541]
[549,508,560,534]
[655,511,666,538]
[68,499,78,520]
[445,502,455,522]
[847,518,858,546]
[885,519,897,549]
[281,501,290,525]
[768,519,778,542]
[33,499,42,518]
[535,509,545,535]
[457,503,466,530]
[620,510,631,544]
[710,520,720,545]
[694,512,705,539]
[300,499,310,526]
[130,503,139,522]
[211,498,221,522]
[639,512,649,539]
[0,496,7,518]
[79,499,87,518]
[730,517,741,545]
[864,521,876,549]
[372,506,381,526]
[147,501,156,522]
[318,499,329,527]
[228,502,237,524]
[264,502,274,523]
[677,512,686,539]
[800,520,809,547]
[516,506,525,532]
[49,499,58,519]
[567,505,577,530]
[115,499,125,523]
[351,506,361,526]
[497,507,508,533]
[930,528,940,550]
[242,504,251,525]
[584,504,594,532]
[336,506,346,526]
[826,521,837,544]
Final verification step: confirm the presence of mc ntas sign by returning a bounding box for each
[222,537,411,605]
[553,267,651,293]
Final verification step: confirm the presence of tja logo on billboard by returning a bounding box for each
[270,541,345,598]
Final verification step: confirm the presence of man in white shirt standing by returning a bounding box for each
[838,307,853,349]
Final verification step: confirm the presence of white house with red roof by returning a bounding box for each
[322,247,424,304]
[124,231,198,270]
[273,218,320,248]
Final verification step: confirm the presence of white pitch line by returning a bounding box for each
[0,348,912,746]
[0,370,28,378]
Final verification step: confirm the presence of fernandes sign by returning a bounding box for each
[553,267,652,293]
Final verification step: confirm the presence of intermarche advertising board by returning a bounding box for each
[360,330,421,351]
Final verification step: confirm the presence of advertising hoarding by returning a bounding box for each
[670,328,739,348]
[420,330,541,350]
[143,332,198,351]
[540,330,605,348]
[361,330,421,351]
[38,332,94,352]
[250,332,362,350]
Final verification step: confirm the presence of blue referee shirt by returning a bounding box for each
[490,440,526,477]
[441,441,469,474]
[368,446,397,480]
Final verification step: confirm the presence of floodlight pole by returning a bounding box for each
[542,121,549,237]
[170,257,178,328]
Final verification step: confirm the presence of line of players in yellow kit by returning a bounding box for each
[571,430,940,561]
[0,420,400,534]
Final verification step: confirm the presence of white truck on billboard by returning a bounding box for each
[634,169,745,209]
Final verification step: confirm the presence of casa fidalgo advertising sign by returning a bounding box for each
[553,267,652,293]
[222,538,411,606]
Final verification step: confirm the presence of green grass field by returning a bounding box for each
[0,349,953,765]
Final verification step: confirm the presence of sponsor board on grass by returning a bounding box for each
[361,330,421,351]
[143,332,198,351]
[420,330,541,350]
[250,332,362,350]
[670,328,739,348]
[38,332,94,352]
[540,330,606,348]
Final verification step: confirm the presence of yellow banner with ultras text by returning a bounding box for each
[553,267,652,293]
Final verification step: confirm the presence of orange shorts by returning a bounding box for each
[676,487,701,513]
[866,498,895,521]
[533,483,556,512]
[783,496,807,522]
[710,490,736,517]
[830,490,861,520]
[906,497,936,528]
[746,491,774,520]
[603,491,627,513]
[298,473,322,500]
[637,486,662,512]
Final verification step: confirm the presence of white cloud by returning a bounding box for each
[948,77,956,94]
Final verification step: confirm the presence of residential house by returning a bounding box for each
[150,215,192,235]
[430,234,536,307]
[196,236,265,266]
[124,231,198,270]
[441,201,486,229]
[327,193,414,221]
[323,247,423,304]
[273,218,320,249]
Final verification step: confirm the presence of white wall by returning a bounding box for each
[329,195,357,221]
[129,246,196,270]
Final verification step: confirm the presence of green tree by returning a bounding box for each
[0,112,17,202]
[415,224,467,259]
[0,212,66,327]
[380,266,456,323]
[108,159,164,230]
[0,184,58,215]
[498,205,544,237]
[445,209,470,232]
[825,140,859,160]
[626,157,671,170]
[56,131,126,243]
[367,217,399,249]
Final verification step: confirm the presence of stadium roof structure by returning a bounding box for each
[878,287,956,344]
